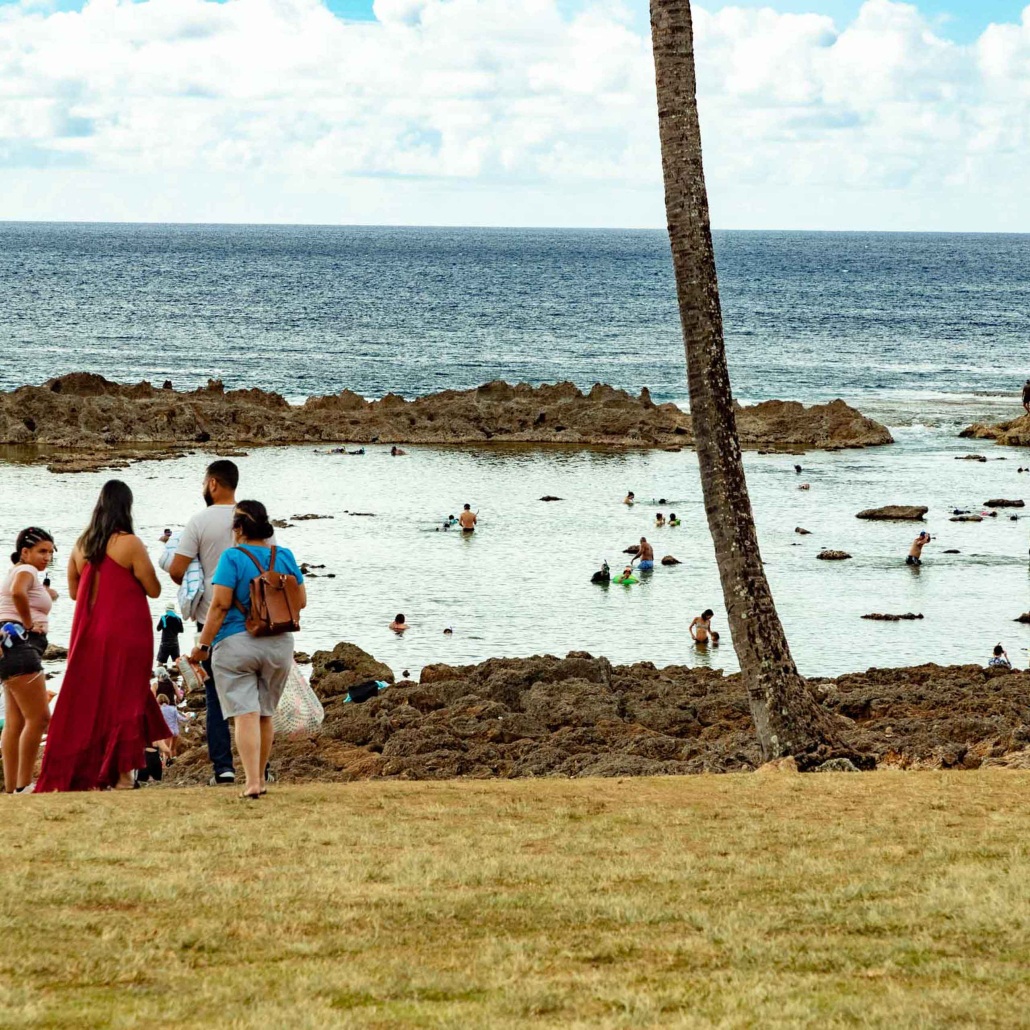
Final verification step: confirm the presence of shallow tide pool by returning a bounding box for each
[3,414,1029,683]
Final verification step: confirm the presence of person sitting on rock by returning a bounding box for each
[690,609,714,644]
[1022,379,1030,416]
[389,614,409,633]
[655,512,666,528]
[989,643,1012,669]
[907,531,931,566]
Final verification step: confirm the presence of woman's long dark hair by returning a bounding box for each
[78,480,135,565]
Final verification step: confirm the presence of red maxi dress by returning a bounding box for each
[36,556,170,792]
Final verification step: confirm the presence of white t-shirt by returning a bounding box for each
[174,505,275,624]
[174,506,235,625]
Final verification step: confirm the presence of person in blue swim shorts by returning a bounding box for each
[636,537,654,571]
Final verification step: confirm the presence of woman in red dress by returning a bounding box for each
[36,480,170,792]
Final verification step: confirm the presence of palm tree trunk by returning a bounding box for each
[649,0,841,760]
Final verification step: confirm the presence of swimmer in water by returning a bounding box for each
[668,513,680,527]
[655,512,666,528]
[389,614,409,633]
[690,609,714,644]
[906,531,931,566]
[459,504,477,533]
[390,446,407,456]
[798,483,810,491]
[624,491,635,506]
[635,537,654,571]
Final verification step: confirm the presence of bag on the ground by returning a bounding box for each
[347,679,382,704]
[234,545,303,637]
[273,663,324,737]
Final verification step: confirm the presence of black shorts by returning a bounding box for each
[157,642,181,664]
[0,631,48,682]
[906,555,921,566]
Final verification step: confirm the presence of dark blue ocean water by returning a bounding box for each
[1,223,1028,406]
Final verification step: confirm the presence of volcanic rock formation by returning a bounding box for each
[0,375,893,470]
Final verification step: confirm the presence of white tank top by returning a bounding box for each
[0,564,53,633]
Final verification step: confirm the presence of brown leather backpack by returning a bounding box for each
[233,545,302,637]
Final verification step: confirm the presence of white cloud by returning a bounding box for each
[0,0,1029,228]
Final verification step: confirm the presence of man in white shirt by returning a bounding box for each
[167,460,241,786]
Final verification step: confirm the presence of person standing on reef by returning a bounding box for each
[1023,379,1030,416]
[459,504,477,533]
[0,527,58,793]
[156,603,184,666]
[168,460,267,787]
[635,537,654,571]
[35,481,169,792]
[907,531,931,566]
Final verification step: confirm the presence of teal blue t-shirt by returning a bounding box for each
[211,545,304,644]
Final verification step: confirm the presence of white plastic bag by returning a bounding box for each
[273,663,324,737]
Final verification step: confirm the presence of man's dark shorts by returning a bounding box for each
[157,643,181,664]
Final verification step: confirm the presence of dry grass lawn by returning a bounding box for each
[2,772,1030,1028]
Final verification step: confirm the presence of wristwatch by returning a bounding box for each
[198,643,211,653]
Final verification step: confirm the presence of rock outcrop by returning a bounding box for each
[0,375,894,470]
[862,613,924,621]
[960,414,1030,447]
[817,550,852,560]
[164,647,1030,783]
[856,505,928,521]
[985,499,1025,508]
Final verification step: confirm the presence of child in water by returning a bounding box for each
[668,513,680,527]
[389,614,409,633]
[614,566,638,585]
[655,512,666,527]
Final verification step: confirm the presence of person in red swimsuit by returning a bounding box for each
[36,480,170,792]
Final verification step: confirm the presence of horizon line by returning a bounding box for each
[1,219,1028,236]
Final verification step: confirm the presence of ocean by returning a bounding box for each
[1,223,1029,681]
[2,223,1029,412]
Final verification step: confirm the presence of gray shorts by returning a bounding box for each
[211,632,294,718]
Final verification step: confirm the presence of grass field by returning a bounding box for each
[2,772,1030,1028]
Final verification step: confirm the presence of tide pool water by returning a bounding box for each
[3,424,1028,683]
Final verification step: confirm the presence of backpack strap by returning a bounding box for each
[232,545,268,619]
[235,545,267,573]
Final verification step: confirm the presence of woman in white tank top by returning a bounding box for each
[0,527,58,793]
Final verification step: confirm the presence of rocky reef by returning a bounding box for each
[960,413,1030,447]
[165,645,1030,784]
[0,374,893,470]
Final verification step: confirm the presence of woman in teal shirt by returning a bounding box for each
[191,501,306,799]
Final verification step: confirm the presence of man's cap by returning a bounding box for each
[165,602,175,610]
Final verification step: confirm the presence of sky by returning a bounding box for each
[0,0,1028,230]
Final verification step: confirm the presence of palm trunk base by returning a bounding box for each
[746,670,847,763]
